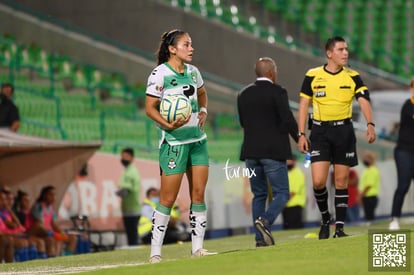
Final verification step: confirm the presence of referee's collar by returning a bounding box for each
[256,77,273,84]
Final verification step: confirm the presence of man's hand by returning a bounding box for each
[366,125,376,144]
[297,135,309,153]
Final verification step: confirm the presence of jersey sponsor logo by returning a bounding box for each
[315,91,326,97]
[313,85,326,89]
[182,84,195,98]
[170,79,178,86]
[340,85,351,89]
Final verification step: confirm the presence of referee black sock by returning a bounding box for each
[313,187,330,223]
[335,189,348,231]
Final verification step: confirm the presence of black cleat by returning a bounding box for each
[333,229,349,238]
[254,217,275,246]
[255,240,269,248]
[319,222,330,240]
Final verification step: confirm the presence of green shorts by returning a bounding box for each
[159,139,209,175]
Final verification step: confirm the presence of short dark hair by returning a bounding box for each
[146,187,158,197]
[1,83,14,94]
[122,147,134,157]
[325,36,346,52]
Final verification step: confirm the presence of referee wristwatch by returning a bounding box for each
[297,132,306,138]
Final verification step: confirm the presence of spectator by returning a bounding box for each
[0,83,20,132]
[346,169,360,223]
[138,187,189,245]
[282,155,306,229]
[0,190,29,262]
[389,77,414,230]
[0,185,14,210]
[13,190,47,259]
[28,186,77,257]
[358,152,380,223]
[115,147,141,246]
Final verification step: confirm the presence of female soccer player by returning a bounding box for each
[145,29,215,263]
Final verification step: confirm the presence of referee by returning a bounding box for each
[297,36,376,239]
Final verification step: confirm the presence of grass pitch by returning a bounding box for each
[1,219,413,275]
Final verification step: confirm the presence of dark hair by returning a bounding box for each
[122,147,134,157]
[12,189,28,212]
[325,36,346,52]
[156,29,186,65]
[146,187,158,197]
[36,185,55,203]
[1,83,14,94]
[410,77,414,88]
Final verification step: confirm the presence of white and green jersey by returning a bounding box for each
[146,62,207,147]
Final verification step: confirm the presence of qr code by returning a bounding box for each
[370,231,410,271]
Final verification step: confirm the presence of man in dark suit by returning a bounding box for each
[237,57,298,247]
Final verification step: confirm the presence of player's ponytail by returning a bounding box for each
[156,29,185,65]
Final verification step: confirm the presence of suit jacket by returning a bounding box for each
[237,79,298,161]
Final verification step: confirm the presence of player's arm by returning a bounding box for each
[357,96,376,144]
[297,75,313,153]
[197,86,208,130]
[298,96,310,153]
[145,95,188,130]
[353,74,376,143]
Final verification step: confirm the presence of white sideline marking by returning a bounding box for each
[0,262,147,275]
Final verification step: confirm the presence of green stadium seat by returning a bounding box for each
[71,65,89,89]
[53,56,74,81]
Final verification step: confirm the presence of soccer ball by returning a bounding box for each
[159,94,192,123]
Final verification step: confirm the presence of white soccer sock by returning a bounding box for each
[190,210,207,254]
[150,210,170,257]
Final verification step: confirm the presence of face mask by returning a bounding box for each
[363,160,370,167]
[151,197,160,204]
[287,164,294,170]
[121,159,130,167]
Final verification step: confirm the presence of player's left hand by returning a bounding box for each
[366,127,376,143]
[198,111,207,130]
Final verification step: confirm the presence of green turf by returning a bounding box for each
[1,219,412,274]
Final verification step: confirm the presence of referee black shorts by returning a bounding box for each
[309,122,358,167]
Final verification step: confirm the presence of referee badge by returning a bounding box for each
[168,158,177,169]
